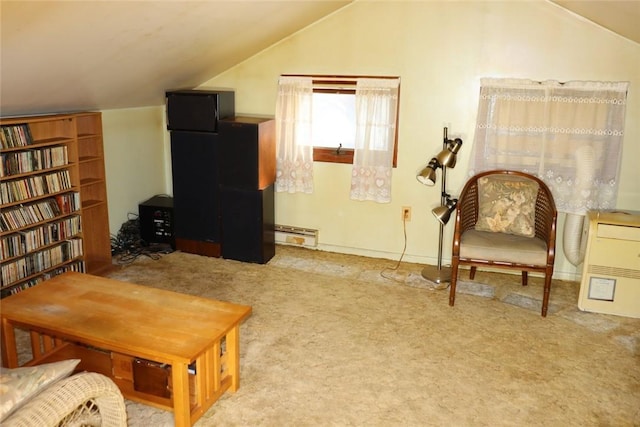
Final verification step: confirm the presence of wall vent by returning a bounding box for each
[588,264,640,280]
[275,225,318,247]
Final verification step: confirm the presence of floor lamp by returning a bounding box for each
[416,127,463,285]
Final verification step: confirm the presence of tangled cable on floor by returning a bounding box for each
[111,213,173,265]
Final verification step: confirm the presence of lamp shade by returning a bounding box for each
[416,158,439,186]
[435,138,463,168]
[432,197,458,225]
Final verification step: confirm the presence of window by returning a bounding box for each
[284,75,400,166]
[470,78,628,214]
[312,92,355,149]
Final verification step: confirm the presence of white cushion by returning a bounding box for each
[0,359,80,422]
[460,229,548,266]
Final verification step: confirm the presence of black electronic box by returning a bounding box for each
[138,195,174,248]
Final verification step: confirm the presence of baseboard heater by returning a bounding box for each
[274,225,318,247]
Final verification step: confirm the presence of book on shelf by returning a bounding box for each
[0,238,83,288]
[0,194,79,233]
[0,170,72,204]
[0,124,33,149]
[0,145,69,177]
[0,259,85,298]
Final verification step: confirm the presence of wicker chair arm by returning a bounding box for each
[3,372,127,427]
[534,187,558,242]
[457,179,479,234]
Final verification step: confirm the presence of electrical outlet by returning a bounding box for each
[402,206,411,221]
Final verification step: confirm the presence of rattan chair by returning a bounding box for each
[3,372,127,427]
[449,170,557,316]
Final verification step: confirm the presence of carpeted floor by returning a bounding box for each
[100,245,640,426]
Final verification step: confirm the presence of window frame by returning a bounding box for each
[283,74,400,167]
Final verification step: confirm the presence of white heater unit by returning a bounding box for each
[275,225,318,247]
[578,210,640,318]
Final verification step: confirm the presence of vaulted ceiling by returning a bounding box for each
[551,0,640,45]
[0,1,638,117]
[0,1,352,116]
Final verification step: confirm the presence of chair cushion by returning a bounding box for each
[475,175,539,237]
[460,229,548,265]
[0,359,80,422]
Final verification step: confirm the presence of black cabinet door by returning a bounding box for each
[218,117,276,190]
[166,90,235,132]
[220,184,275,264]
[170,131,220,242]
[218,120,259,189]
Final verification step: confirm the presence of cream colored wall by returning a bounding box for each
[2,3,636,278]
[171,0,637,281]
[102,106,169,235]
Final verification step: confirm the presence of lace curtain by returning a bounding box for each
[275,76,314,194]
[349,78,400,203]
[469,78,629,215]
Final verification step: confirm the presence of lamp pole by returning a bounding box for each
[422,127,451,285]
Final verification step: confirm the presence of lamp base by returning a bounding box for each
[421,265,451,289]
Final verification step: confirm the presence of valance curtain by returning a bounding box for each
[275,76,314,194]
[469,78,628,215]
[349,78,400,203]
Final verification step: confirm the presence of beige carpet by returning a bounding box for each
[100,246,639,426]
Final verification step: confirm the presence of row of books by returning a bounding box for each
[0,124,33,149]
[0,215,82,261]
[0,170,71,204]
[0,238,83,287]
[0,260,85,298]
[0,145,69,177]
[0,193,80,232]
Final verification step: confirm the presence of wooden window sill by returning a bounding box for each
[313,147,354,164]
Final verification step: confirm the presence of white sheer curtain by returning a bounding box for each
[469,78,629,215]
[275,76,314,194]
[350,78,400,203]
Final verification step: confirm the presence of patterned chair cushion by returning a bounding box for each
[475,175,539,237]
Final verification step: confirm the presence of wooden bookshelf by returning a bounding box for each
[0,112,111,297]
[75,113,111,274]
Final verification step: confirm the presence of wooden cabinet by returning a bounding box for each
[0,112,111,297]
[218,116,276,264]
[166,89,276,264]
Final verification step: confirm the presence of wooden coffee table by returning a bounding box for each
[0,272,252,427]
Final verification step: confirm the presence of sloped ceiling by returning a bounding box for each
[551,0,640,45]
[0,1,351,116]
[0,0,638,118]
